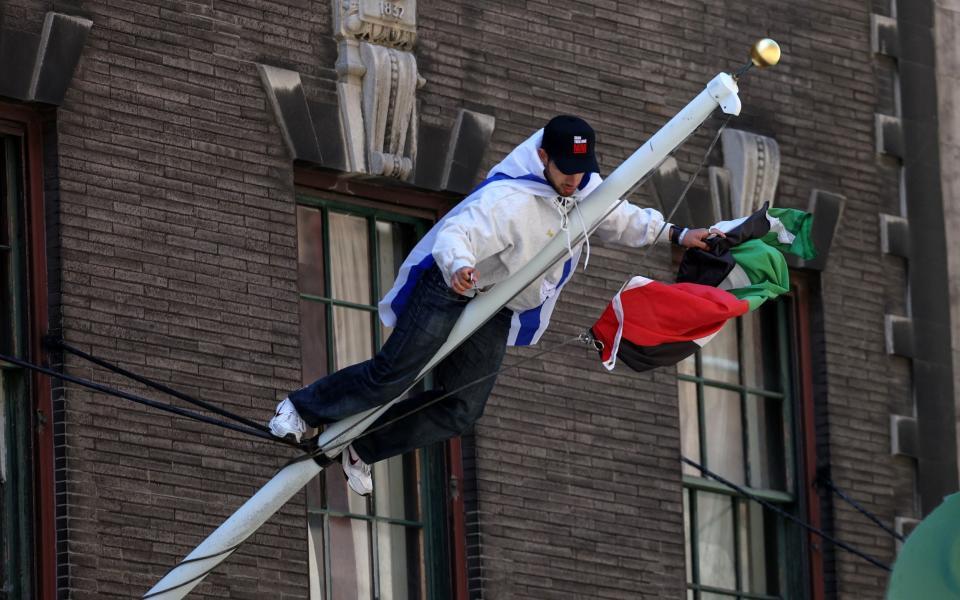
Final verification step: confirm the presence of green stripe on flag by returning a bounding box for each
[765,207,817,260]
[727,240,790,311]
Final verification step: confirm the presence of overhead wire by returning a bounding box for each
[0,351,302,450]
[817,472,905,543]
[682,456,892,572]
[47,337,273,435]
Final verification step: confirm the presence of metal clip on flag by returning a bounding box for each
[144,39,780,599]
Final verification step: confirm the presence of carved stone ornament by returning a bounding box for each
[717,129,781,219]
[332,0,424,178]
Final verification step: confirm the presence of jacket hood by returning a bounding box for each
[483,129,603,200]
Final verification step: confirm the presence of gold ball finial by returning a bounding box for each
[750,38,781,68]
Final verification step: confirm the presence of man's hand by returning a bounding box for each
[680,227,726,250]
[451,267,478,295]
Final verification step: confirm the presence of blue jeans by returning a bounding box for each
[289,265,511,464]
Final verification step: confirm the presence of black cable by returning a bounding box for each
[818,475,905,542]
[141,543,242,599]
[0,352,301,449]
[48,338,272,434]
[681,456,891,572]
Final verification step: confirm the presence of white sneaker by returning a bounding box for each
[268,397,307,443]
[341,444,372,496]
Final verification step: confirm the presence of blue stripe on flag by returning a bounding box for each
[390,254,436,320]
[513,256,574,346]
[514,305,544,346]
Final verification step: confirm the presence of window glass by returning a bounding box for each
[678,380,700,478]
[376,221,416,342]
[0,131,33,600]
[683,489,692,583]
[742,308,781,393]
[746,394,786,491]
[328,516,373,599]
[376,523,424,600]
[332,305,373,370]
[696,492,736,590]
[373,453,421,522]
[297,206,325,298]
[329,212,371,305]
[300,300,329,386]
[0,372,7,485]
[740,500,780,595]
[700,321,738,384]
[679,301,797,599]
[703,387,744,485]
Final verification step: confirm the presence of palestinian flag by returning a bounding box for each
[591,204,815,372]
[677,202,816,287]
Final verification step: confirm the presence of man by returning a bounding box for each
[269,115,715,495]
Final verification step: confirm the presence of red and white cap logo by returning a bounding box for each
[572,135,588,155]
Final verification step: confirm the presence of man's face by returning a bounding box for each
[538,148,585,197]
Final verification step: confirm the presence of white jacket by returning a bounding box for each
[378,128,671,346]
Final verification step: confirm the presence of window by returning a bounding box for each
[296,195,450,600]
[679,299,808,599]
[0,130,35,600]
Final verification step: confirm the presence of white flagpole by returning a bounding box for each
[144,72,741,599]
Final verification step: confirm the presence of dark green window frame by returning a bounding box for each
[680,299,807,600]
[296,194,451,600]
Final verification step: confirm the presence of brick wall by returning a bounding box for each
[414,1,913,599]
[0,0,50,32]
[27,1,336,597]
[0,0,926,597]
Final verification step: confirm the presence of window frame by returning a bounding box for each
[0,104,54,600]
[295,168,469,597]
[679,293,813,600]
[294,182,462,600]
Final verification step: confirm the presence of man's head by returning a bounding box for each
[538,115,599,197]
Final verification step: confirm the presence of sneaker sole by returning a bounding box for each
[269,424,302,444]
[346,474,372,496]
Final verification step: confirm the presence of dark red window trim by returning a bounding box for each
[791,273,824,600]
[0,101,54,600]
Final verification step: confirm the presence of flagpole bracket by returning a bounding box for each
[298,435,336,468]
[707,72,741,116]
[577,330,602,351]
[313,453,335,468]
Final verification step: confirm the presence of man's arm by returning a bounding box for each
[432,192,510,293]
[594,201,720,249]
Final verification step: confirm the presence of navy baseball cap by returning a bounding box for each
[541,115,599,175]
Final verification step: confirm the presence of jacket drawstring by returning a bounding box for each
[574,200,591,269]
[552,195,592,270]
[553,196,574,261]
